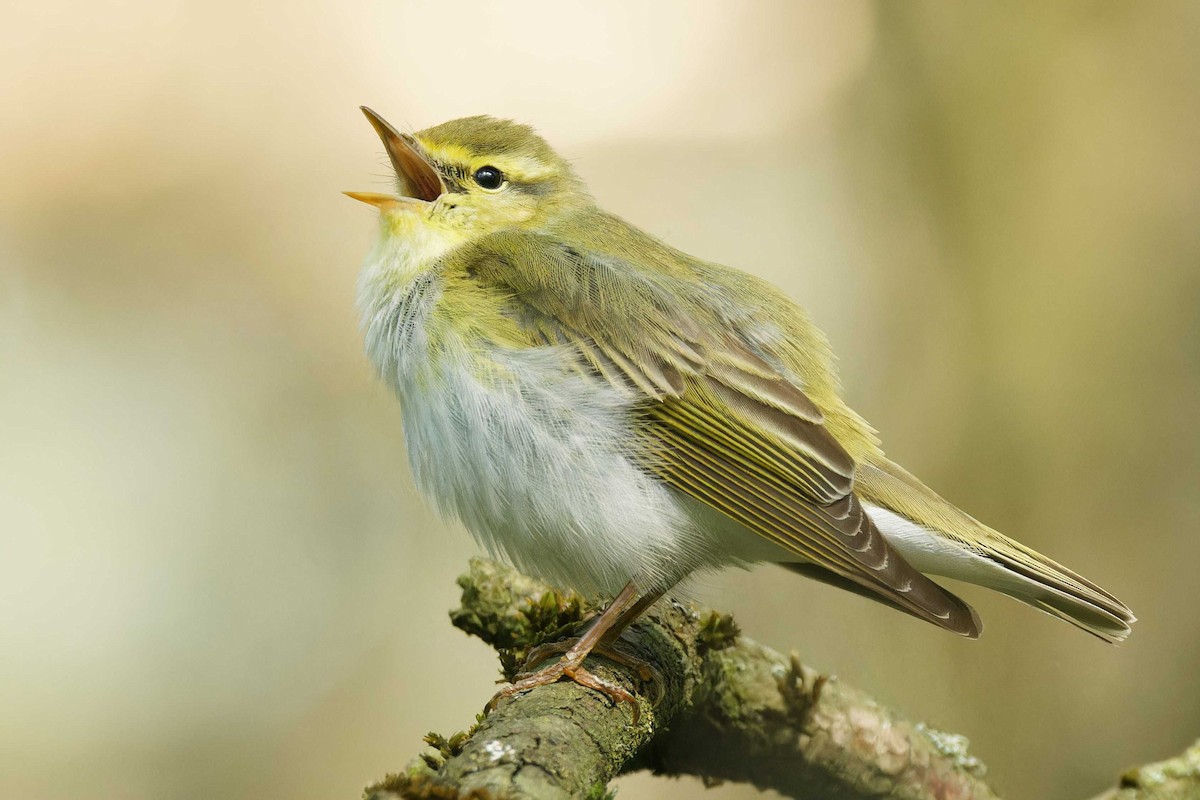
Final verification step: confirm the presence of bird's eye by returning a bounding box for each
[473,166,505,190]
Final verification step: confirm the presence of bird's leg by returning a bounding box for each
[489,580,663,718]
[590,588,667,705]
[598,588,666,646]
[521,587,667,683]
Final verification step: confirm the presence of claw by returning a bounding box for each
[521,639,574,672]
[487,580,666,722]
[487,661,565,713]
[490,638,661,723]
[488,659,642,722]
[564,663,640,721]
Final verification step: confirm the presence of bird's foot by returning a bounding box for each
[524,637,659,686]
[488,640,661,722]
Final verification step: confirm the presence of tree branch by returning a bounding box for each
[1088,739,1200,800]
[365,559,998,799]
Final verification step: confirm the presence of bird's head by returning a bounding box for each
[347,108,587,245]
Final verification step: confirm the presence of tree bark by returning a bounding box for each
[1089,739,1200,800]
[365,559,999,799]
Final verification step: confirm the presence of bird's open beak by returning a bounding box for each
[345,106,444,210]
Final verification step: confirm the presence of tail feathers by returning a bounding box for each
[857,459,1135,644]
[985,545,1135,643]
[1031,595,1131,644]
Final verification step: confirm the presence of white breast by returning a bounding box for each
[358,254,749,596]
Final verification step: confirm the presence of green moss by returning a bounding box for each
[584,781,618,800]
[417,714,487,768]
[696,610,740,654]
[450,560,586,651]
[1117,739,1200,798]
[364,766,502,800]
[450,559,589,681]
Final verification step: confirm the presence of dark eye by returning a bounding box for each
[473,166,505,190]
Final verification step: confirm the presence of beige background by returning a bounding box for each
[3,2,1199,798]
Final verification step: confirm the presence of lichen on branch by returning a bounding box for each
[365,559,999,800]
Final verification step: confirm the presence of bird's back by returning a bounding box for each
[542,207,1134,641]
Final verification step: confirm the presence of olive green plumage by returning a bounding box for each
[352,111,1134,643]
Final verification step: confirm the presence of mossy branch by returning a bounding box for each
[1089,739,1200,800]
[364,559,1002,799]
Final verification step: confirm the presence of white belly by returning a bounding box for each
[357,242,794,595]
[361,274,750,596]
[400,342,706,595]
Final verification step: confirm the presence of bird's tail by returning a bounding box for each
[976,532,1135,643]
[857,459,1135,643]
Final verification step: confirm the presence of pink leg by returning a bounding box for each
[488,581,662,720]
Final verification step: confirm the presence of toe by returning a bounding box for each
[563,665,641,722]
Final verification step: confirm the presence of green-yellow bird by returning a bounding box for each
[348,108,1134,708]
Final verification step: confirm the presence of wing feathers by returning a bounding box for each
[706,382,855,485]
[706,361,826,423]
[462,232,980,636]
[858,458,1134,640]
[644,407,979,635]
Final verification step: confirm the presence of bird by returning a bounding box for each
[347,107,1134,709]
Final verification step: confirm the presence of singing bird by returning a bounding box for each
[348,108,1133,708]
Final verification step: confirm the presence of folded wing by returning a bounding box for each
[464,231,981,636]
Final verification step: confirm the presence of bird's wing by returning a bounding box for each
[858,458,1134,641]
[464,232,980,636]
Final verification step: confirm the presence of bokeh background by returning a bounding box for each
[3,2,1199,798]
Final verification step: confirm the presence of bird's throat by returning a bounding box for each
[364,214,467,286]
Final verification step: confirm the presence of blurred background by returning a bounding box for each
[3,2,1198,798]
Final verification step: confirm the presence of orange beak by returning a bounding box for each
[345,107,444,209]
[342,191,404,211]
